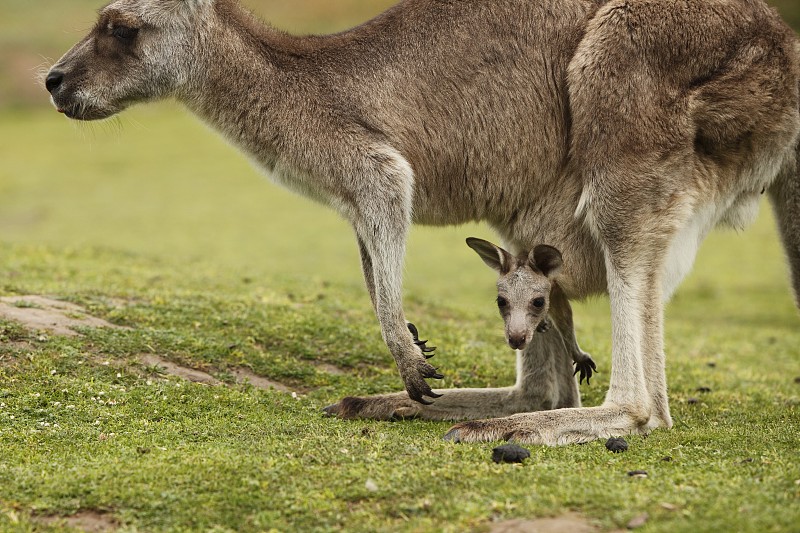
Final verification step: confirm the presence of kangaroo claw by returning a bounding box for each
[407,322,437,358]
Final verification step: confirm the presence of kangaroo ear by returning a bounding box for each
[466,237,513,274]
[529,244,563,279]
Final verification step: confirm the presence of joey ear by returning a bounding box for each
[466,237,513,274]
[529,244,563,279]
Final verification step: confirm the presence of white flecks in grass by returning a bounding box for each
[365,479,378,492]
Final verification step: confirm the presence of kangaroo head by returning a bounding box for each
[466,237,563,351]
[45,0,214,120]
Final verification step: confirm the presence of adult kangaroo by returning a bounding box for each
[46,0,800,444]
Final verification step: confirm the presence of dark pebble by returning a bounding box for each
[687,397,699,404]
[740,458,754,464]
[605,437,629,453]
[696,386,712,393]
[794,377,800,384]
[661,456,672,462]
[706,362,717,368]
[492,444,530,464]
[627,470,648,478]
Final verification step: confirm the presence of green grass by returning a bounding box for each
[0,102,799,532]
[2,1,800,529]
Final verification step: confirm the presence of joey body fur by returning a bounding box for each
[47,0,800,444]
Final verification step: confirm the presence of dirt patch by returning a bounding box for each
[38,510,118,532]
[490,513,618,533]
[230,367,294,392]
[139,354,221,385]
[0,296,128,337]
[139,354,295,392]
[315,362,347,375]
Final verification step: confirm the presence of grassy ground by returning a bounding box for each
[1,103,799,532]
[1,1,799,531]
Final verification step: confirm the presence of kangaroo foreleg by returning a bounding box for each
[351,152,442,404]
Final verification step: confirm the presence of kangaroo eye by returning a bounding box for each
[496,296,508,308]
[112,26,138,43]
[532,297,545,308]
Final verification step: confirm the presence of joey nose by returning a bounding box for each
[46,71,64,94]
[508,335,527,350]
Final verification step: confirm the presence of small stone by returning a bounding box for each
[605,437,628,453]
[365,479,378,492]
[794,377,800,384]
[687,397,699,404]
[706,362,717,368]
[696,386,712,393]
[660,502,678,511]
[627,513,649,529]
[492,444,530,464]
[627,470,648,478]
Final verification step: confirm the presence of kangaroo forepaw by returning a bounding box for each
[535,318,550,333]
[407,322,436,358]
[399,355,444,404]
[573,355,598,385]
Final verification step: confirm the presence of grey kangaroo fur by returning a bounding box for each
[46,0,800,445]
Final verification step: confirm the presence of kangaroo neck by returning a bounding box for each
[179,6,318,172]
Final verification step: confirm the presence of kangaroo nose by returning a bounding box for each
[46,71,64,94]
[508,335,527,350]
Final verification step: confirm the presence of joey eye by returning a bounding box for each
[112,26,139,43]
[496,296,508,309]
[532,297,545,309]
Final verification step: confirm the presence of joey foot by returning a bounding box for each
[573,352,597,385]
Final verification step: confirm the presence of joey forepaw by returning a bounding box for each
[573,353,597,385]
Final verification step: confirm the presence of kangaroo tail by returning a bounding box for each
[769,65,800,309]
